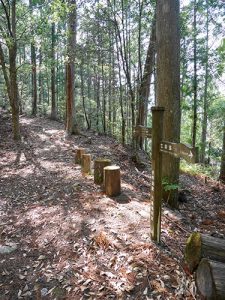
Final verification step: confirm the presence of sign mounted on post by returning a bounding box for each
[160,141,196,163]
[134,108,197,244]
[134,125,152,138]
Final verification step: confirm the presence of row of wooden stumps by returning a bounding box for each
[185,232,225,299]
[75,148,121,197]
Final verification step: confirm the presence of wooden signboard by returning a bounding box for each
[160,141,196,163]
[134,125,152,138]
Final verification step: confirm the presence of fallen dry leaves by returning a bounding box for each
[0,111,225,299]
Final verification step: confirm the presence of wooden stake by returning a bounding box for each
[75,148,85,164]
[81,154,91,174]
[104,166,121,197]
[150,107,164,243]
[94,159,111,184]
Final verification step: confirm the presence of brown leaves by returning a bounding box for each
[93,231,111,249]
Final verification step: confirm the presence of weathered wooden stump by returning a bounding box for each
[104,166,121,197]
[196,258,225,300]
[185,232,225,273]
[81,154,91,174]
[75,148,85,164]
[94,159,111,184]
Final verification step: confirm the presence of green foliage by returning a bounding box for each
[162,178,180,192]
[180,160,220,179]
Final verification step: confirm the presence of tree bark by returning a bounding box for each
[136,14,156,149]
[196,258,225,300]
[80,59,90,130]
[65,0,78,136]
[0,0,21,140]
[30,0,37,116]
[31,42,37,116]
[51,22,57,120]
[38,48,43,113]
[156,0,180,208]
[219,122,225,183]
[185,232,225,273]
[200,0,209,163]
[192,0,198,148]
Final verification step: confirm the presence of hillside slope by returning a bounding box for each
[0,113,224,299]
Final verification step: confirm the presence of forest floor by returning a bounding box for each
[0,111,225,300]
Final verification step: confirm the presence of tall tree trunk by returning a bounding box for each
[200,0,209,163]
[51,22,57,120]
[9,45,21,140]
[101,60,106,133]
[111,0,135,138]
[219,122,225,183]
[38,48,43,113]
[136,14,156,149]
[0,0,21,140]
[80,59,90,129]
[30,0,37,116]
[65,0,78,136]
[31,43,37,116]
[156,0,181,208]
[115,25,126,145]
[192,0,198,148]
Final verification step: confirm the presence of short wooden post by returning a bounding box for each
[150,107,164,243]
[75,148,85,164]
[104,166,121,197]
[94,159,111,184]
[81,154,91,174]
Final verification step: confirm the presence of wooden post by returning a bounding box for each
[94,159,111,184]
[75,148,85,164]
[150,106,164,243]
[104,166,121,197]
[81,154,91,174]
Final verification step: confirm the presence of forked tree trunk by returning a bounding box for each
[156,0,181,208]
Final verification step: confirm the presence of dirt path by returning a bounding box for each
[0,113,225,299]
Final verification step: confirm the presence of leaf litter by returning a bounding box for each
[0,112,225,299]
